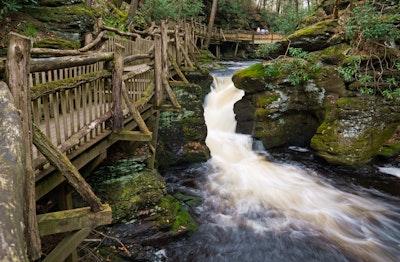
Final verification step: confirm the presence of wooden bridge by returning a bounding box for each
[195,25,284,58]
[0,16,285,261]
[0,19,199,261]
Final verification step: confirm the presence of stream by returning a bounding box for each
[161,61,400,262]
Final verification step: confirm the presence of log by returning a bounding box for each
[154,35,163,107]
[31,48,94,56]
[30,52,114,72]
[168,53,189,83]
[30,70,111,100]
[37,204,112,237]
[162,75,181,109]
[123,63,153,81]
[0,81,28,261]
[121,81,151,134]
[100,24,140,39]
[6,32,42,260]
[33,111,112,171]
[111,44,124,132]
[33,124,104,212]
[42,228,92,262]
[79,30,106,52]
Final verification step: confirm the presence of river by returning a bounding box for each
[161,61,400,262]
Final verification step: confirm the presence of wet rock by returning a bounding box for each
[23,4,95,43]
[157,71,212,167]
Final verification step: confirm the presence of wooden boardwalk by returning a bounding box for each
[1,19,197,261]
[0,18,281,261]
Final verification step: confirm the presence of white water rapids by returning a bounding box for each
[202,76,400,261]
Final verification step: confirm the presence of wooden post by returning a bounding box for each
[33,124,104,212]
[161,20,169,80]
[111,43,124,132]
[154,35,163,107]
[0,82,29,261]
[174,25,181,66]
[147,109,160,169]
[234,41,239,58]
[5,32,42,261]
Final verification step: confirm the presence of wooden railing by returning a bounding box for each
[1,18,198,261]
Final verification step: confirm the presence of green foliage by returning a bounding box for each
[268,5,310,35]
[254,43,280,58]
[216,0,254,29]
[344,1,400,45]
[264,47,320,86]
[335,56,360,82]
[20,22,37,37]
[0,0,36,19]
[139,0,203,23]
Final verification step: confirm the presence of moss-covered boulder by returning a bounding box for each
[233,62,325,148]
[157,72,212,167]
[233,53,400,166]
[23,4,96,43]
[286,19,340,52]
[311,96,400,165]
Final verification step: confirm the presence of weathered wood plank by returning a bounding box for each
[111,44,124,132]
[0,81,28,261]
[41,228,92,262]
[30,70,111,100]
[6,32,42,260]
[122,81,151,134]
[30,52,114,73]
[37,204,112,237]
[112,130,152,141]
[33,123,104,212]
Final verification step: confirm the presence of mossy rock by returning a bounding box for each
[92,169,167,223]
[155,194,198,234]
[157,83,210,167]
[232,62,266,93]
[33,38,80,50]
[317,43,351,65]
[23,4,96,42]
[311,96,400,166]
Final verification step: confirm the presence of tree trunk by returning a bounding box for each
[205,0,218,49]
[126,0,139,25]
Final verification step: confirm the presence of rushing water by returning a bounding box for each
[163,62,400,262]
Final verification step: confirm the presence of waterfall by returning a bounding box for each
[203,75,400,262]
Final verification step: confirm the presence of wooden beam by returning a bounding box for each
[30,52,114,73]
[112,130,152,142]
[37,204,112,237]
[121,81,151,134]
[33,124,104,212]
[41,228,91,262]
[6,32,42,260]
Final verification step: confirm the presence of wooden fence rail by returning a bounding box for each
[1,18,199,261]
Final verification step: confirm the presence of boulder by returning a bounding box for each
[23,4,95,43]
[157,71,212,167]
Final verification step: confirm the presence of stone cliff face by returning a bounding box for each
[233,1,400,166]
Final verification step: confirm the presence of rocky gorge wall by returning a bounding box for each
[232,0,400,167]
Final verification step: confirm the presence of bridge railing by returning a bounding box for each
[2,18,198,261]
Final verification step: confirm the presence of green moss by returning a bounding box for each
[157,195,198,233]
[233,62,265,79]
[378,143,400,157]
[255,93,280,107]
[173,193,203,207]
[25,4,96,23]
[31,71,111,99]
[33,38,80,50]
[289,19,337,39]
[254,108,269,118]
